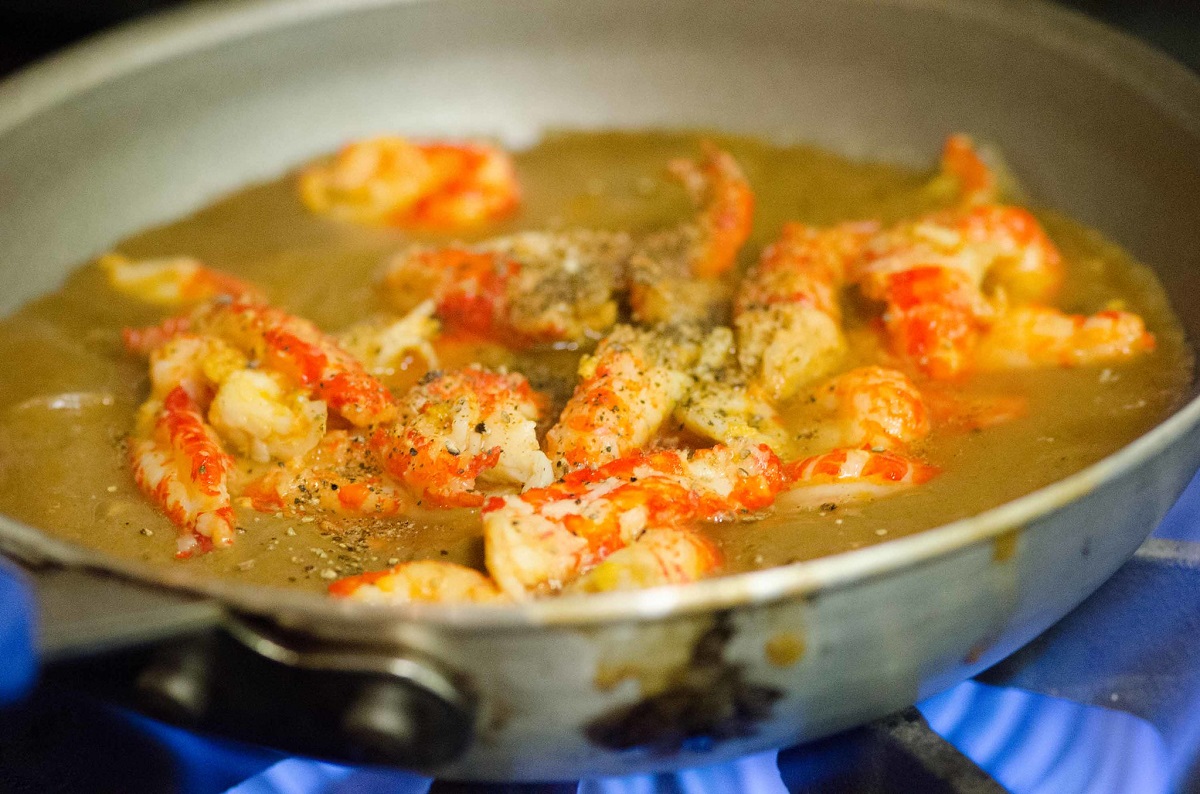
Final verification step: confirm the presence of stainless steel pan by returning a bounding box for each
[2,0,1200,780]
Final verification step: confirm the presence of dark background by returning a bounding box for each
[0,0,1198,79]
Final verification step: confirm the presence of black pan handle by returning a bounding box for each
[12,557,476,769]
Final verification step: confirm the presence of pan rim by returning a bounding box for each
[1,0,1199,629]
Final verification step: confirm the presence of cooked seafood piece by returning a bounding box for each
[735,221,877,400]
[853,204,1064,378]
[780,448,938,510]
[330,560,505,604]
[99,253,265,307]
[672,327,793,457]
[976,305,1156,370]
[123,302,398,551]
[796,366,931,454]
[627,143,753,325]
[568,528,720,594]
[335,300,440,377]
[372,366,552,507]
[382,230,630,346]
[239,430,411,518]
[130,386,236,558]
[484,442,783,599]
[299,137,520,229]
[546,324,702,473]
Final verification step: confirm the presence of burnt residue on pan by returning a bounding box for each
[584,612,783,754]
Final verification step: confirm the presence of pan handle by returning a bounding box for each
[13,558,223,662]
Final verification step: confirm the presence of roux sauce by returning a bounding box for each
[0,131,1189,592]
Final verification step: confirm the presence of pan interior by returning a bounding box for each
[0,128,1190,597]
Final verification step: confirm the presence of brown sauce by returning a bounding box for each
[0,131,1190,593]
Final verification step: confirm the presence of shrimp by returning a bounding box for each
[383,248,515,340]
[131,320,394,544]
[666,141,756,279]
[124,301,400,548]
[240,431,410,518]
[672,328,794,457]
[372,367,552,507]
[937,134,999,208]
[336,300,440,377]
[799,366,931,453]
[405,141,522,229]
[128,300,397,426]
[381,230,629,346]
[132,331,334,552]
[134,332,334,544]
[734,221,878,400]
[299,136,432,225]
[129,385,236,557]
[123,315,196,357]
[780,448,938,510]
[299,136,519,229]
[854,204,1063,378]
[863,265,992,380]
[190,300,397,426]
[147,331,328,464]
[329,560,505,604]
[545,324,702,473]
[483,442,783,599]
[682,442,788,516]
[976,305,1155,370]
[208,369,327,463]
[625,248,733,327]
[568,528,720,594]
[146,333,247,402]
[99,253,264,307]
[627,143,753,325]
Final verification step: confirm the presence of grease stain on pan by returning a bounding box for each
[992,527,1023,562]
[963,641,990,665]
[594,661,675,695]
[764,631,805,668]
[584,612,783,754]
[588,619,699,694]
